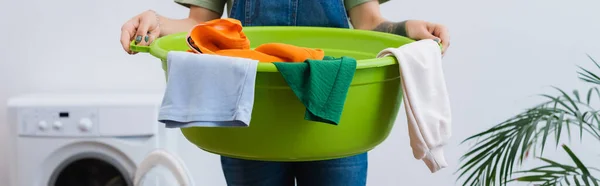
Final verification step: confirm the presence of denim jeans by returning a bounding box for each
[222,0,365,185]
[221,153,368,186]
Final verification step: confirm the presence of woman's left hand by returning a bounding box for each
[404,20,450,54]
[346,1,450,53]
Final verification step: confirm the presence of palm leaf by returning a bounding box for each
[457,56,600,186]
[578,55,600,86]
[510,145,600,186]
[458,91,600,186]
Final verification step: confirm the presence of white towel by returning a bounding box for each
[377,39,452,173]
[158,51,258,128]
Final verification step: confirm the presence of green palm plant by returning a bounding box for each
[457,55,600,186]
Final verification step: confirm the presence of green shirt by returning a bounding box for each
[175,0,389,15]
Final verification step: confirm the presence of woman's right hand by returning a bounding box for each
[120,10,161,54]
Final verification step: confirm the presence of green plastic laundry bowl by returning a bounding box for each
[131,27,415,161]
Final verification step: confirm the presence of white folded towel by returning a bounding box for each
[377,39,452,173]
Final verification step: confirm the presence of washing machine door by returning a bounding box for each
[134,149,194,186]
[48,152,133,186]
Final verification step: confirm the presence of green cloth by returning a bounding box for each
[273,56,357,125]
[175,0,389,15]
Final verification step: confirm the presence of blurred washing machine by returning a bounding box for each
[6,93,225,186]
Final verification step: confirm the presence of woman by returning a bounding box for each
[120,0,450,185]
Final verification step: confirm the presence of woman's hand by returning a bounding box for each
[119,7,223,55]
[120,10,161,54]
[372,20,450,54]
[347,1,450,54]
[403,20,450,54]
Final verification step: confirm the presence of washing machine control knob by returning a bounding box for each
[52,121,63,130]
[38,121,49,131]
[78,118,93,132]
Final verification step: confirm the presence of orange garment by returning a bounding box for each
[186,18,324,62]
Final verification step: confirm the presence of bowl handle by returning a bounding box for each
[129,40,151,53]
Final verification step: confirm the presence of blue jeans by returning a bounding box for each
[222,0,366,185]
[221,153,368,186]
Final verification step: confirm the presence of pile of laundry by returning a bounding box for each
[156,18,452,173]
[158,18,356,128]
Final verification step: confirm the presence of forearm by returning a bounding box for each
[347,1,408,37]
[158,6,222,36]
[371,20,408,37]
[158,17,200,36]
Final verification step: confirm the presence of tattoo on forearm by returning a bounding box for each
[372,21,407,37]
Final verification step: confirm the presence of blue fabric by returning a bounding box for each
[221,153,368,186]
[219,1,367,186]
[158,51,258,128]
[228,0,350,28]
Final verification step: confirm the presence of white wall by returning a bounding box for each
[1,0,600,185]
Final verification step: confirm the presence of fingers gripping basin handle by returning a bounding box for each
[130,40,151,53]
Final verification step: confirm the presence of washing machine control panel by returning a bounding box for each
[9,94,162,137]
[17,108,100,137]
